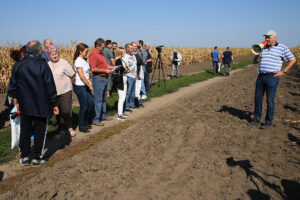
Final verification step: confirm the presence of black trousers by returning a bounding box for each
[19,114,48,159]
[57,90,73,131]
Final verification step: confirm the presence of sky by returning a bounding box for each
[1,0,300,48]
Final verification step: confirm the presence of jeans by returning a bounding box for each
[254,75,279,124]
[212,61,219,75]
[125,76,136,109]
[92,76,107,123]
[140,78,146,95]
[74,85,94,129]
[224,63,231,75]
[117,76,127,115]
[144,70,150,93]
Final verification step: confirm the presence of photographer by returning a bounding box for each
[170,49,182,78]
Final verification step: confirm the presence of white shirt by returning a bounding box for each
[74,57,90,86]
[122,53,137,78]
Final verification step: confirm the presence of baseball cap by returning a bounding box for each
[263,30,277,37]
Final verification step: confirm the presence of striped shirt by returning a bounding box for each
[259,43,295,73]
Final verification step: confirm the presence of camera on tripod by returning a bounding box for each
[155,45,164,53]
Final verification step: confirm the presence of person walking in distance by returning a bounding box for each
[248,30,296,129]
[211,46,220,75]
[222,47,234,76]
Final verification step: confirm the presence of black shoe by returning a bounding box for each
[86,125,92,129]
[125,109,133,112]
[32,159,46,167]
[79,127,90,133]
[260,123,272,130]
[248,119,260,126]
[19,157,30,166]
[139,104,145,108]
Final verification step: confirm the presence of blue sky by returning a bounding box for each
[1,0,300,48]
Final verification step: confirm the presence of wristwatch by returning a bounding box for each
[281,69,287,73]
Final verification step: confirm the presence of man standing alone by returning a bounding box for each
[248,30,296,129]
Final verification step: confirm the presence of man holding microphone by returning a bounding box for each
[249,30,296,129]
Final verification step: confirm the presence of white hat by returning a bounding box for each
[263,30,277,37]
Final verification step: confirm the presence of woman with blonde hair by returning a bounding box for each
[113,47,129,120]
[48,45,76,137]
[73,43,94,133]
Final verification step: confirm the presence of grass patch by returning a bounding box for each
[0,60,252,165]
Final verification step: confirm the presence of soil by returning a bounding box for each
[0,57,300,199]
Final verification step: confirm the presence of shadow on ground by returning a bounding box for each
[218,105,252,122]
[226,157,300,200]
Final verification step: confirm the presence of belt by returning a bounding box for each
[259,72,277,76]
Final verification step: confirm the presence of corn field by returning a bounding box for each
[0,43,299,94]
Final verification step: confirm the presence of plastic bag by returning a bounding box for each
[135,80,141,99]
[217,63,221,73]
[10,107,20,149]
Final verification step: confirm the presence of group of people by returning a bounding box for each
[7,38,155,166]
[6,30,296,167]
[211,46,234,76]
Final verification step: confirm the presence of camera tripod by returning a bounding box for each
[150,51,166,88]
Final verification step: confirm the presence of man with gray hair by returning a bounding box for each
[122,43,137,112]
[41,38,53,62]
[8,40,58,167]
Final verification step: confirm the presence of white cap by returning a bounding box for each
[263,30,277,37]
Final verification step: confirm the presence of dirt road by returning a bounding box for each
[1,64,300,200]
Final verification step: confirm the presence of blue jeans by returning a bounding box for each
[125,76,136,109]
[73,85,94,129]
[92,76,107,123]
[140,78,146,95]
[254,75,279,124]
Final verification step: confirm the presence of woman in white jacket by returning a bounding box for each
[170,49,182,78]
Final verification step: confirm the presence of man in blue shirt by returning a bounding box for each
[248,30,296,129]
[211,46,220,75]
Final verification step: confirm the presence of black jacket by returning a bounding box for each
[8,54,57,117]
[113,58,126,90]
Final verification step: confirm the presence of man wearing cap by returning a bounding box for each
[248,30,296,129]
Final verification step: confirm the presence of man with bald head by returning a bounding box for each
[8,40,58,167]
[41,38,53,61]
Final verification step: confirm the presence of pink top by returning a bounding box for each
[48,58,75,95]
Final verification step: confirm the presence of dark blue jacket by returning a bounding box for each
[8,54,57,117]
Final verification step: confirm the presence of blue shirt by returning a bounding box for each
[41,51,51,62]
[211,50,220,62]
[259,43,295,73]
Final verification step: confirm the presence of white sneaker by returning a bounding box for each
[141,95,147,100]
[117,114,127,120]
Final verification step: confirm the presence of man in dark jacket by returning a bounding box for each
[8,40,58,167]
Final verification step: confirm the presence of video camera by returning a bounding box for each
[155,45,164,53]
